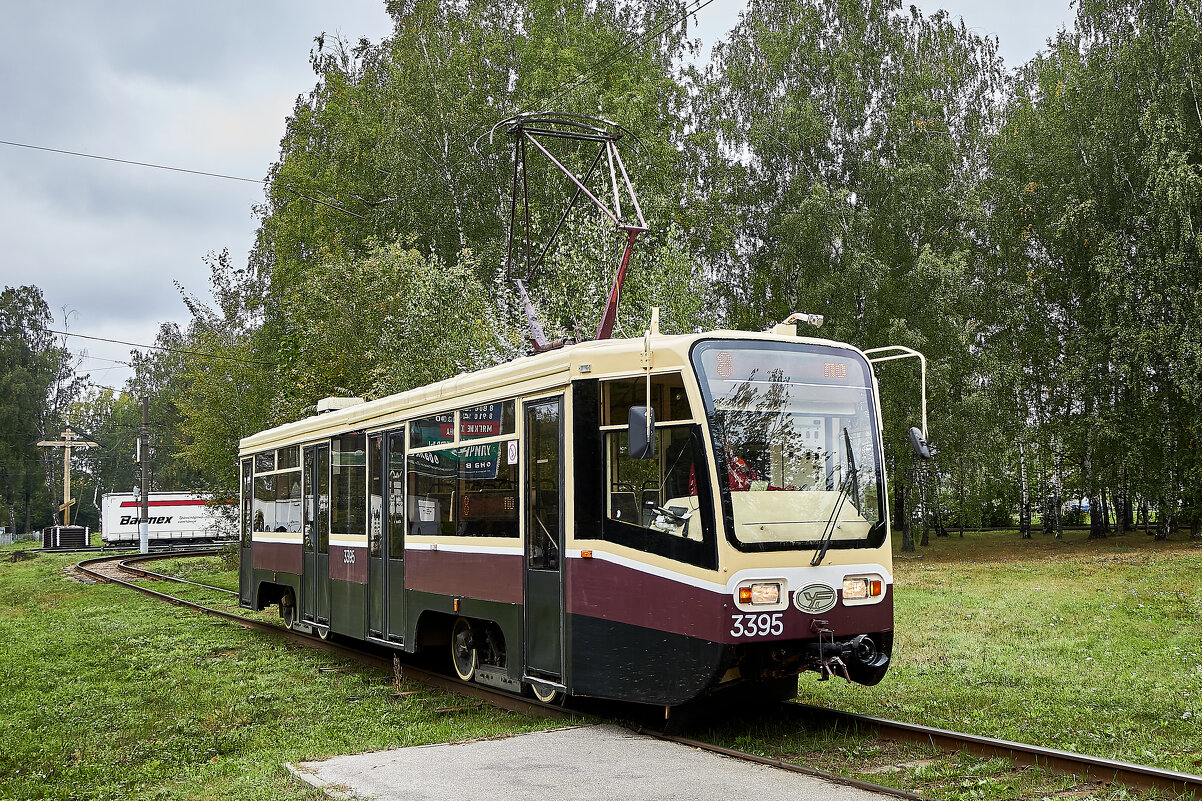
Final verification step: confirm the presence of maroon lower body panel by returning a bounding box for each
[252,540,302,575]
[329,544,368,584]
[567,557,892,645]
[405,549,523,604]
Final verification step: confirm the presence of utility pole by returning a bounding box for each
[140,397,150,554]
[37,426,99,527]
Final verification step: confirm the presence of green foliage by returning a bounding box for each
[530,217,719,340]
[696,0,1009,541]
[19,0,1201,544]
[986,0,1202,534]
[280,241,522,410]
[0,286,81,534]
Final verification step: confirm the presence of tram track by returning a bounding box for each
[75,551,1202,800]
[778,703,1202,799]
[74,551,573,721]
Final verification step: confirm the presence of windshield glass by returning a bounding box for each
[692,341,885,551]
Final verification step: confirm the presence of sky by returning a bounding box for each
[0,0,1074,391]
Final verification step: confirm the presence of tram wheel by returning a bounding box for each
[451,617,477,682]
[281,594,296,629]
[528,681,562,705]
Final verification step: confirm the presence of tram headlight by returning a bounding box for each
[738,582,781,605]
[735,579,787,611]
[842,574,885,604]
[751,582,781,605]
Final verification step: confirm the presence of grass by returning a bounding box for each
[696,528,1202,799]
[2,530,1200,800]
[0,545,574,800]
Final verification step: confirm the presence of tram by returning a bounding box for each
[238,318,925,706]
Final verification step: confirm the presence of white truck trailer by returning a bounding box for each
[100,492,234,545]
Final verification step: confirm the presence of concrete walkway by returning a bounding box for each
[290,724,889,800]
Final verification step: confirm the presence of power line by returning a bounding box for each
[0,139,266,184]
[0,139,367,220]
[36,327,276,367]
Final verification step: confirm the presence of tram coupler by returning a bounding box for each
[819,655,850,681]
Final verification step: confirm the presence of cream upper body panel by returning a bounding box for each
[239,329,875,456]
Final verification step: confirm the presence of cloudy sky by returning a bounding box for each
[1,1,1073,391]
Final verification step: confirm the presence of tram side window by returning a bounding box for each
[316,444,330,553]
[253,471,302,533]
[460,400,515,439]
[604,373,691,425]
[574,377,717,570]
[331,434,367,537]
[387,432,406,558]
[410,413,455,448]
[240,458,252,546]
[606,426,708,537]
[407,450,455,536]
[407,442,519,538]
[457,442,518,537]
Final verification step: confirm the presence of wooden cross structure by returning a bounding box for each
[37,426,99,527]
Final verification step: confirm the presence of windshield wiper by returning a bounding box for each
[811,428,858,567]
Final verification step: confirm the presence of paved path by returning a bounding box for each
[291,724,889,800]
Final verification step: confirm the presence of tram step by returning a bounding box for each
[474,666,522,693]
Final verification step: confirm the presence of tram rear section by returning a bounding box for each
[239,325,917,707]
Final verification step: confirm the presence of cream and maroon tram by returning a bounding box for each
[238,322,915,706]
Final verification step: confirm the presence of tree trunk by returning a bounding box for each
[1154,498,1169,541]
[957,476,965,538]
[1018,442,1031,539]
[1053,445,1064,539]
[919,466,930,546]
[898,475,915,553]
[1087,495,1106,539]
[933,465,949,538]
[893,465,907,533]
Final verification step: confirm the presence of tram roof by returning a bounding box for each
[238,329,867,453]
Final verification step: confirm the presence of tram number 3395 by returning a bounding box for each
[730,612,784,637]
[342,549,356,565]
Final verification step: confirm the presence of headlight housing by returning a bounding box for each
[734,579,787,611]
[841,574,886,605]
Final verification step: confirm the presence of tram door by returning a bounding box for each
[367,434,385,637]
[523,397,564,681]
[301,446,317,623]
[314,443,331,627]
[385,431,406,643]
[238,458,253,606]
[302,444,332,626]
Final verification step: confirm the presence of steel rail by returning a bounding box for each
[75,553,575,722]
[112,550,238,595]
[641,728,928,800]
[786,703,1202,798]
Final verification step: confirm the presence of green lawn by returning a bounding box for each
[0,546,571,801]
[809,529,1202,769]
[2,530,1199,800]
[746,528,1202,799]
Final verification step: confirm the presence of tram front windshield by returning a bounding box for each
[692,341,885,551]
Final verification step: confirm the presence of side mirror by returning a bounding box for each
[628,406,656,459]
[909,427,932,460]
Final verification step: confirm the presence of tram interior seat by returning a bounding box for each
[610,491,638,523]
[640,488,660,526]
